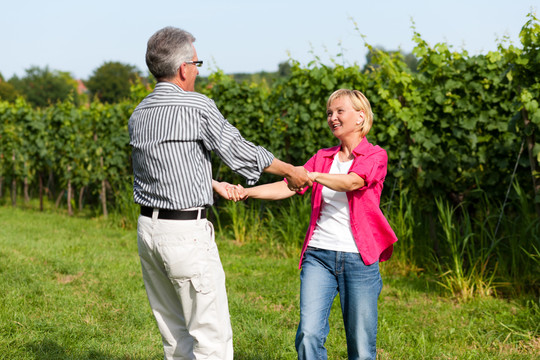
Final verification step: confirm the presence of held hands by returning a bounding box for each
[286,166,313,192]
[226,184,247,202]
[308,171,319,183]
[213,181,234,200]
[214,181,248,202]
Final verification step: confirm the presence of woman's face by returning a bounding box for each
[326,96,363,140]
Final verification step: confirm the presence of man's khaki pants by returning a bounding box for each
[137,211,233,359]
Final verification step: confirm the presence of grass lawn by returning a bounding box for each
[0,206,538,359]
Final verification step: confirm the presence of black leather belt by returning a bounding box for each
[140,206,207,220]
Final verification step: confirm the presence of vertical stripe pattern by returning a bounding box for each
[129,82,274,210]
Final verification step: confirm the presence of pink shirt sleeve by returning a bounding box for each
[302,153,316,172]
[349,149,388,187]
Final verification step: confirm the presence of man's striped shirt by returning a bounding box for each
[128,82,274,210]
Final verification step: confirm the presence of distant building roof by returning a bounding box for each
[77,79,88,94]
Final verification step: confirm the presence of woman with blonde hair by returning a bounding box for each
[229,89,397,360]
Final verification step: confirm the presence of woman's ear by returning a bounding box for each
[356,110,365,125]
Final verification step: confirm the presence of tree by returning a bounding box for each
[278,61,292,77]
[8,66,78,107]
[0,81,19,102]
[86,61,141,104]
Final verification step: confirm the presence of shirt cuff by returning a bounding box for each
[245,146,274,186]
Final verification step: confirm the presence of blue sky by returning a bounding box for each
[1,0,537,80]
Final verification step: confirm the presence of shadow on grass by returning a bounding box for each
[27,340,282,360]
[26,339,157,360]
[233,353,290,360]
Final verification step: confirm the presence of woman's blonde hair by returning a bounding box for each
[327,89,374,138]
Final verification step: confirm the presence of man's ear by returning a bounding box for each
[178,63,187,80]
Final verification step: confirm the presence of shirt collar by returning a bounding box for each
[155,81,185,93]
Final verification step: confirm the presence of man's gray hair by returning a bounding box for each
[146,27,195,80]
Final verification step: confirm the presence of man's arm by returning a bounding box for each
[200,100,311,189]
[263,158,312,191]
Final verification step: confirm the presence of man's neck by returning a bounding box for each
[160,78,186,91]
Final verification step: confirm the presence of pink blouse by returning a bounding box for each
[296,137,398,268]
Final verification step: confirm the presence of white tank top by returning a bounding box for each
[309,154,358,253]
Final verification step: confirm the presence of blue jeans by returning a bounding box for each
[295,247,382,360]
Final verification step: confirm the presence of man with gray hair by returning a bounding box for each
[129,26,311,359]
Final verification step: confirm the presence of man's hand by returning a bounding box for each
[286,166,312,192]
[263,159,312,191]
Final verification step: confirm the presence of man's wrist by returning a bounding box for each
[283,163,296,178]
[269,159,295,178]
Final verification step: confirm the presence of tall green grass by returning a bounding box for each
[382,189,428,276]
[215,196,311,257]
[434,198,497,299]
[385,183,539,299]
[107,179,140,229]
[218,199,264,244]
[264,195,311,256]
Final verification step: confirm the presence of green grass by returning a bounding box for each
[0,206,538,359]
[0,207,158,359]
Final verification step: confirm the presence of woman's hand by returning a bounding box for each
[308,171,320,183]
[212,180,234,200]
[226,184,248,202]
[212,180,248,201]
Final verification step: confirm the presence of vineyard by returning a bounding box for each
[1,14,539,297]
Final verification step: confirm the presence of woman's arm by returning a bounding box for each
[247,181,297,200]
[308,172,365,192]
[229,181,296,201]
